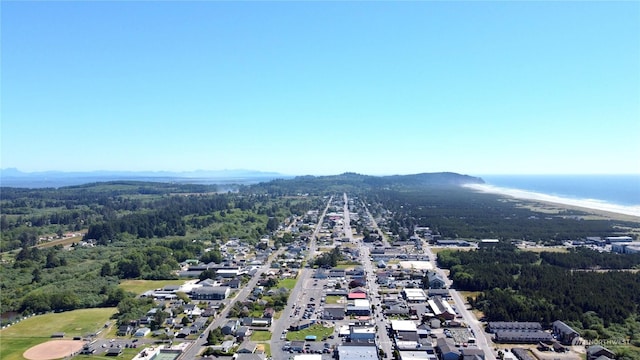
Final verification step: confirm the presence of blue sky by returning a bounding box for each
[2,1,639,176]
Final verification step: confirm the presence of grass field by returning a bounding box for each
[519,246,569,253]
[429,247,474,255]
[118,279,187,295]
[277,278,297,290]
[325,296,342,304]
[285,324,333,341]
[458,291,482,301]
[250,330,272,341]
[0,308,117,360]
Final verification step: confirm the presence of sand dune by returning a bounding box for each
[464,183,640,218]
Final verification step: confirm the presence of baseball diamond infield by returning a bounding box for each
[23,340,84,360]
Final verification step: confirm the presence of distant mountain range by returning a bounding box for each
[0,168,484,189]
[0,168,292,188]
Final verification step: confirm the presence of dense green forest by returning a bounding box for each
[437,244,640,345]
[363,188,638,243]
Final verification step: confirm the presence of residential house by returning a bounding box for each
[237,340,258,354]
[437,338,461,360]
[134,328,151,337]
[117,325,133,336]
[222,319,240,335]
[263,308,275,318]
[236,326,252,341]
[427,272,446,289]
[191,318,208,333]
[227,279,241,289]
[461,348,485,360]
[210,340,234,353]
[176,328,191,338]
[236,354,265,360]
[184,304,203,317]
[202,307,217,317]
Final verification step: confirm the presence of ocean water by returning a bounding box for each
[479,175,640,207]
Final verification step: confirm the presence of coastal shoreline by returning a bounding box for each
[464,183,640,220]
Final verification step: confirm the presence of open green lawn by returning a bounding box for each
[250,330,272,341]
[118,279,186,295]
[277,278,297,290]
[0,308,117,360]
[325,296,342,304]
[0,337,44,360]
[286,324,333,341]
[335,261,361,270]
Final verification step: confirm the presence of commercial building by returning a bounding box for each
[494,330,552,343]
[349,326,376,341]
[487,322,542,333]
[191,286,230,300]
[552,320,580,345]
[337,345,378,360]
[403,288,428,302]
[346,299,371,316]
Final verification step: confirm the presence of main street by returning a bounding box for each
[344,193,394,359]
[361,200,391,248]
[270,195,333,360]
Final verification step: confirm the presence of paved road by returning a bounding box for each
[422,242,496,360]
[270,195,334,360]
[344,194,393,358]
[178,247,285,360]
[361,200,391,248]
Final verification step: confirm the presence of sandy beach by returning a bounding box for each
[464,183,640,220]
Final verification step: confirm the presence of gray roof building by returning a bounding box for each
[338,344,379,360]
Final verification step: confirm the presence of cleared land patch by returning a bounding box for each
[23,340,84,360]
[118,279,186,295]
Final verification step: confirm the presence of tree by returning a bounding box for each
[101,263,112,277]
[31,268,42,283]
[206,327,224,345]
[45,252,60,268]
[266,217,279,232]
[200,249,223,264]
[151,309,168,331]
[105,287,130,307]
[176,292,190,303]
